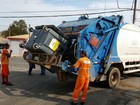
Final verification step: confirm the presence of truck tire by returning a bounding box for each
[107,67,120,88]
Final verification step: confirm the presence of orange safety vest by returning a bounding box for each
[73,57,91,77]
[1,48,9,64]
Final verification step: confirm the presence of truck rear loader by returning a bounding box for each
[21,15,140,88]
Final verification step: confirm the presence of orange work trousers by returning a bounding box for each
[2,64,9,76]
[72,76,89,102]
[1,64,9,84]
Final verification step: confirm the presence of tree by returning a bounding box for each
[1,20,28,38]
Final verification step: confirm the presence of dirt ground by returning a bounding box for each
[0,56,140,105]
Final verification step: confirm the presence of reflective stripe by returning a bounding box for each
[79,68,90,70]
[81,97,86,102]
[84,60,91,64]
[81,97,85,100]
[73,97,78,102]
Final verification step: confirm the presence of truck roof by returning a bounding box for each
[122,24,140,32]
[58,17,97,28]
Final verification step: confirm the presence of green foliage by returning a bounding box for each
[1,20,28,38]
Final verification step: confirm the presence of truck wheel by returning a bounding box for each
[107,67,120,88]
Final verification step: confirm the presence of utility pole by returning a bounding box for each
[132,0,137,24]
[28,24,31,38]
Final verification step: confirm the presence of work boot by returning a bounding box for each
[40,73,45,75]
[2,82,6,85]
[71,101,77,105]
[80,102,85,105]
[28,73,32,76]
[6,82,13,86]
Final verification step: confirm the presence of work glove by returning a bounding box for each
[67,65,71,68]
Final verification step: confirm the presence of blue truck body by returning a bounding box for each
[77,16,123,79]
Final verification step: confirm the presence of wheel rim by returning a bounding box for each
[111,72,118,85]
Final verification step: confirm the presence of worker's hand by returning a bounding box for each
[10,50,13,53]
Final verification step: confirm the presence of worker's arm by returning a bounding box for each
[69,65,75,68]
[7,50,13,58]
[69,59,81,68]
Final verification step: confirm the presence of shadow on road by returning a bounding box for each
[122,73,140,78]
[0,70,140,105]
[0,70,75,105]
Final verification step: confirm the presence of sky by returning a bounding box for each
[0,0,140,32]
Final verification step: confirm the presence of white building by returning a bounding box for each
[7,34,30,56]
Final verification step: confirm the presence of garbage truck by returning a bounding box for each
[21,15,140,88]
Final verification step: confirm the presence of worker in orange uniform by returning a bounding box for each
[69,50,91,105]
[1,43,13,86]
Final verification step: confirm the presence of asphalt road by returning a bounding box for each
[0,56,140,105]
